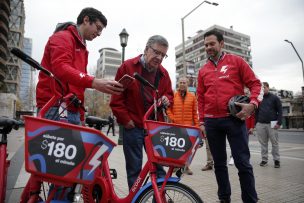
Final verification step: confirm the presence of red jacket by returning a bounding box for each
[167,90,199,127]
[110,55,174,128]
[197,53,263,121]
[246,115,255,130]
[36,25,94,120]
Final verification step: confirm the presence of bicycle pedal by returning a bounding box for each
[110,168,117,179]
[175,168,184,178]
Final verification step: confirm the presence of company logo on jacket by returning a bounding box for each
[220,65,228,74]
[219,65,229,79]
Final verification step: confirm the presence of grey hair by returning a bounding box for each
[178,76,189,83]
[145,35,169,49]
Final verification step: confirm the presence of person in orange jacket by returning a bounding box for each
[167,77,199,175]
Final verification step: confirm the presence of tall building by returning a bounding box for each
[19,37,35,111]
[96,48,122,79]
[175,25,252,90]
[95,48,122,103]
[85,48,121,117]
[0,0,10,90]
[5,0,25,94]
[0,0,25,118]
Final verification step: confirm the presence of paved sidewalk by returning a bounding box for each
[7,127,304,202]
[107,129,304,203]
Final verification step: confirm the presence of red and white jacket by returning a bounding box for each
[36,25,94,121]
[110,55,174,128]
[197,53,263,121]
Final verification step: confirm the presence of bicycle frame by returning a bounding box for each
[84,153,177,203]
[21,107,177,203]
[0,118,22,203]
[0,134,9,202]
[23,84,198,203]
[82,103,179,203]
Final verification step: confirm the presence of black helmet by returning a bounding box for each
[228,95,250,117]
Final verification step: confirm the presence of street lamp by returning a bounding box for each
[181,1,218,72]
[284,39,304,82]
[119,28,129,63]
[117,28,129,145]
[285,39,304,130]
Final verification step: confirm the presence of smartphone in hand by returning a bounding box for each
[118,74,134,88]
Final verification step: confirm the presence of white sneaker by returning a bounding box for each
[229,157,234,165]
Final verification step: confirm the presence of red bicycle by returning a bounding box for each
[11,48,203,203]
[0,117,23,203]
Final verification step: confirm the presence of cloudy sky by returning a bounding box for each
[24,0,304,94]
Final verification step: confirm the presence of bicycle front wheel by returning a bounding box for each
[135,182,203,203]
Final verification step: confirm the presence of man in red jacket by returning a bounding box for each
[110,35,174,190]
[197,30,263,203]
[36,7,123,124]
[22,8,123,202]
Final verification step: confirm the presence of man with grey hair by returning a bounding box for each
[110,35,174,190]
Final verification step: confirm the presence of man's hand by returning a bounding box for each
[200,125,206,137]
[274,124,280,129]
[235,102,255,120]
[92,78,124,95]
[124,120,135,129]
[160,95,170,107]
[248,128,254,135]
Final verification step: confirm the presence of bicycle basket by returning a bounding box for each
[144,120,201,167]
[24,116,116,185]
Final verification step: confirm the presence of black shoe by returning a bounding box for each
[217,199,231,203]
[260,161,268,167]
[201,164,213,171]
[274,160,280,168]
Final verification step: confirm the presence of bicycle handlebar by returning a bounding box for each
[10,47,65,98]
[11,48,52,77]
[85,116,109,130]
[0,117,23,135]
[133,72,168,122]
[10,47,72,118]
[133,72,158,91]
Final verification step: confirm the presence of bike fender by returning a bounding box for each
[131,177,180,203]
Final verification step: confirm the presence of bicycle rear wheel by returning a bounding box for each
[135,182,203,203]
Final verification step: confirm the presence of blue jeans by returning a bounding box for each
[205,116,258,203]
[38,107,81,125]
[123,127,166,190]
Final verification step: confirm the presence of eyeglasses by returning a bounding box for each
[149,46,168,59]
[94,22,104,34]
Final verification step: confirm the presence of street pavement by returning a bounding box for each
[5,126,304,203]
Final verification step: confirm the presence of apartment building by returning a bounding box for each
[96,48,122,80]
[19,37,35,111]
[175,24,252,91]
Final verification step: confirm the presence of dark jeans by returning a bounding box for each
[205,116,258,203]
[37,107,81,125]
[123,127,166,190]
